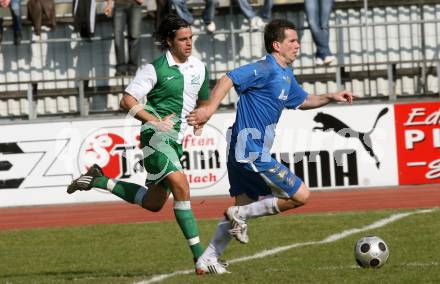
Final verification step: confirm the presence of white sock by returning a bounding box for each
[201,218,232,261]
[237,196,280,220]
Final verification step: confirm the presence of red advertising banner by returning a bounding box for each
[394,101,440,185]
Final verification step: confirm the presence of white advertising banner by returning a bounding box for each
[275,104,398,188]
[0,103,398,207]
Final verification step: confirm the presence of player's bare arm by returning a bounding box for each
[187,75,233,126]
[192,99,210,135]
[299,90,355,110]
[120,92,175,132]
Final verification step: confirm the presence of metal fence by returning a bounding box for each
[0,0,439,120]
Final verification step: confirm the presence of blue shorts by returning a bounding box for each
[227,158,303,201]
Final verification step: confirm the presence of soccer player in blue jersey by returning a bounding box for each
[188,19,354,274]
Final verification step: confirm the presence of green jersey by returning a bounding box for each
[126,51,209,143]
[125,51,209,184]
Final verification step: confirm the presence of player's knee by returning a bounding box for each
[171,183,190,200]
[144,203,163,212]
[142,199,165,212]
[145,205,161,212]
[296,190,310,206]
[291,183,310,206]
[174,183,189,193]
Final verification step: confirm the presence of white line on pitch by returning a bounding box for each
[134,208,435,284]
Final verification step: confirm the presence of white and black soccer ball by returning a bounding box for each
[354,236,389,268]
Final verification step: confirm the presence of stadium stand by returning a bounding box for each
[0,0,439,120]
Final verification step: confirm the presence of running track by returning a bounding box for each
[1,185,439,231]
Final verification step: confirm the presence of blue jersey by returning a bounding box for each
[227,54,308,171]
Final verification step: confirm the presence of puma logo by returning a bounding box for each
[313,107,389,168]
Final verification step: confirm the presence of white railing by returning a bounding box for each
[0,0,439,120]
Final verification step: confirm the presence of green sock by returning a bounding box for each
[92,177,147,205]
[173,201,204,260]
[91,176,108,188]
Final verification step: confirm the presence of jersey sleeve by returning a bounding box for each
[125,64,157,101]
[227,62,263,94]
[285,75,309,109]
[197,66,210,100]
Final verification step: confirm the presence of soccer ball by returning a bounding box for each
[354,236,389,268]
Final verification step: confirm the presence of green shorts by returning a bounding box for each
[140,130,183,185]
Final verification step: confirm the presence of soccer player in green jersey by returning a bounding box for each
[67,14,216,271]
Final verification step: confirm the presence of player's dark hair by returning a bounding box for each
[154,14,191,50]
[264,19,297,53]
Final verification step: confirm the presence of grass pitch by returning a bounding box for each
[1,208,439,284]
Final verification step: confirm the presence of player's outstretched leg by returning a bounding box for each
[67,164,157,209]
[225,183,310,244]
[225,160,309,244]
